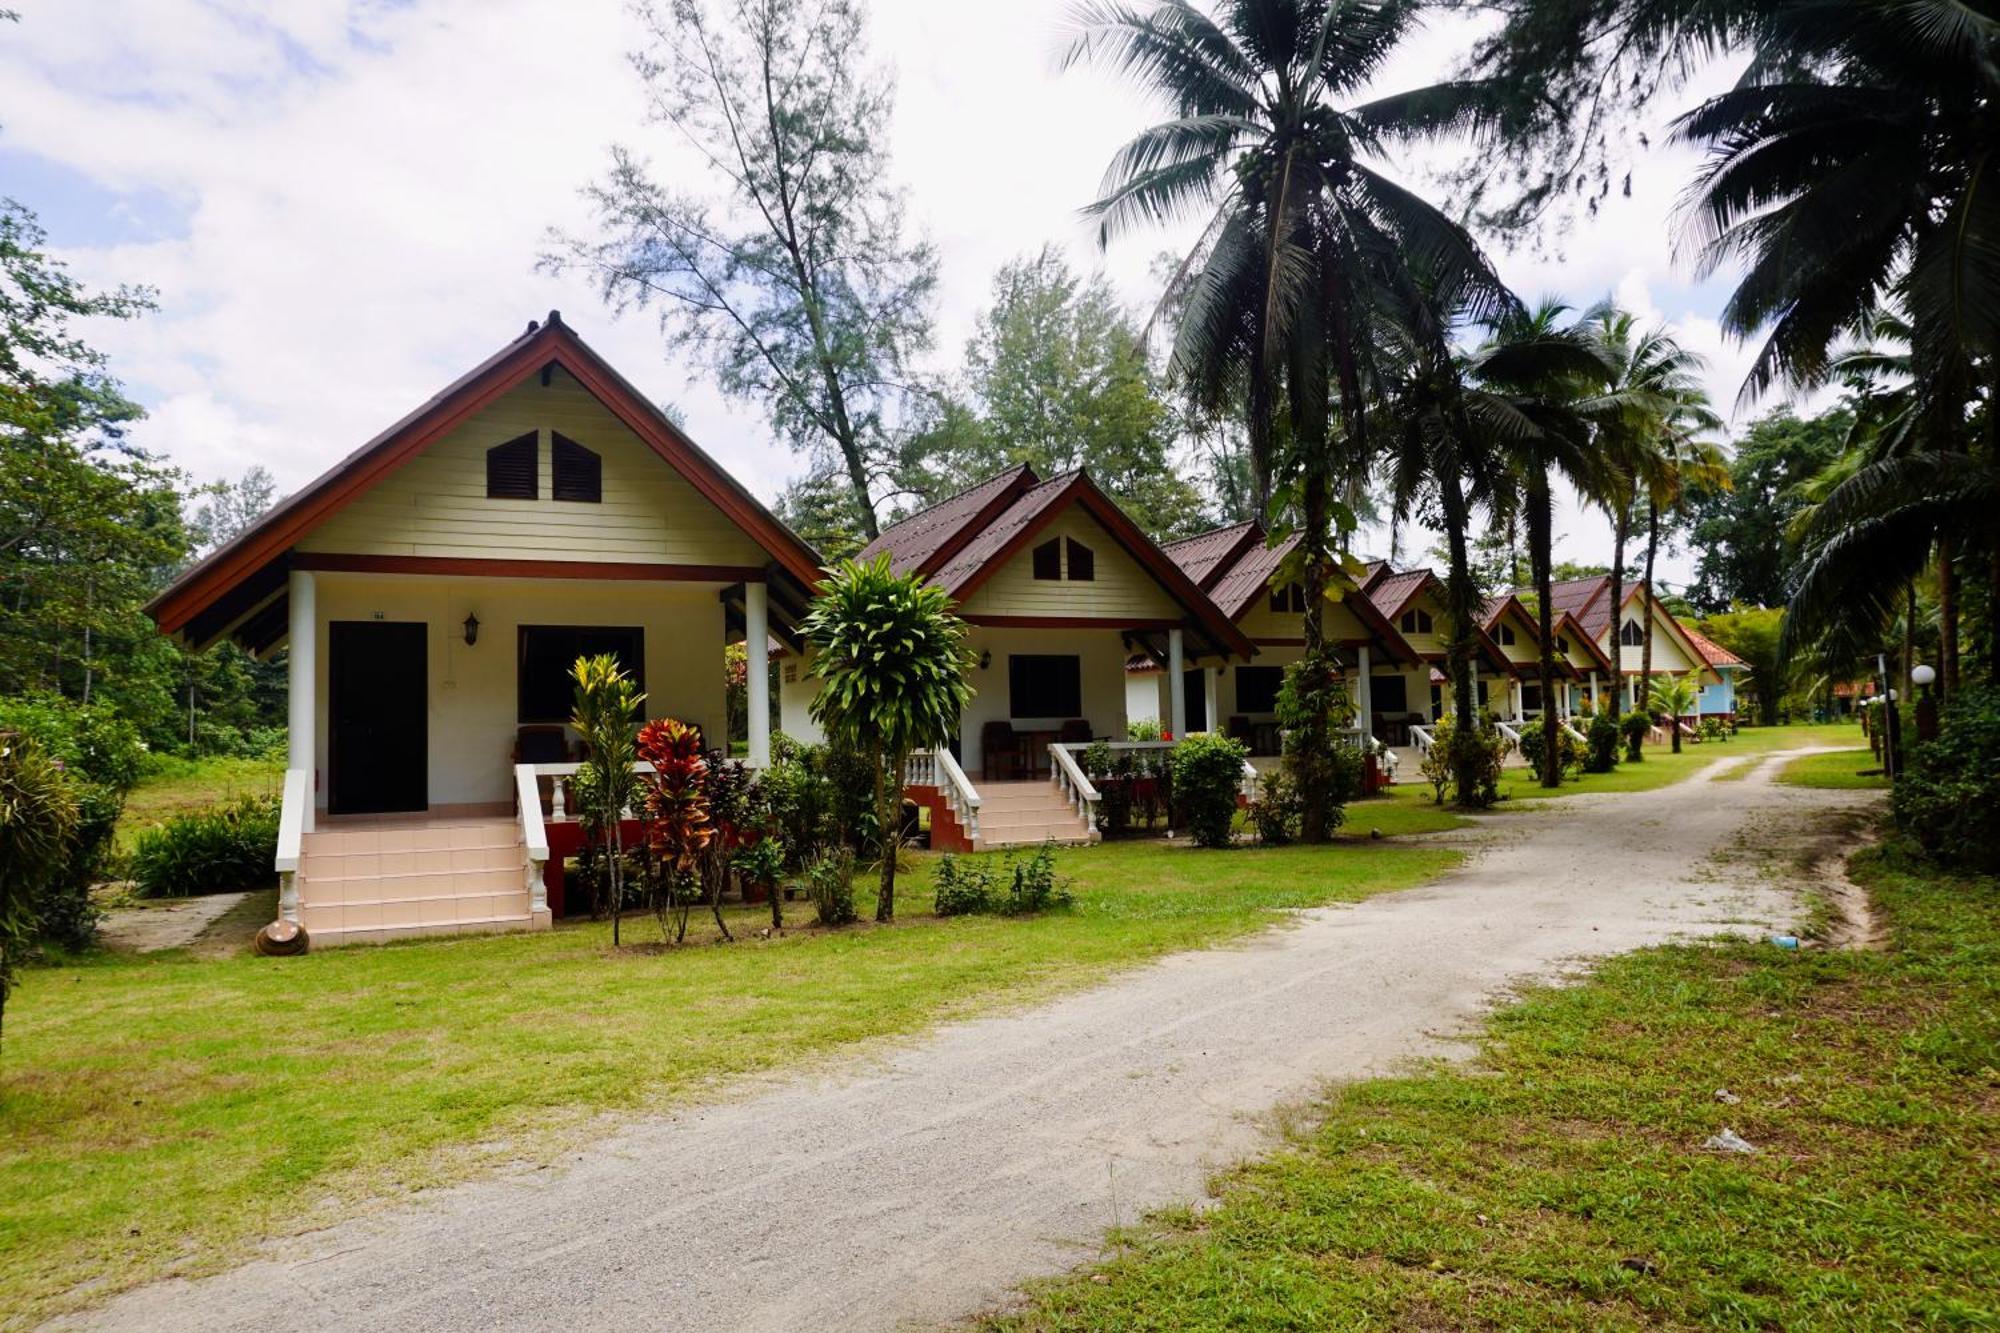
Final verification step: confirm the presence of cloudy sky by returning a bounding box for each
[3,0,1772,586]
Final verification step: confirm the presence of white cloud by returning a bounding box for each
[4,0,1787,592]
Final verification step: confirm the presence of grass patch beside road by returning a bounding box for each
[987,839,1999,1331]
[1775,748,1886,790]
[0,836,1457,1323]
[1495,722,1861,802]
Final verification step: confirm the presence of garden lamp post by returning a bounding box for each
[1911,664,1938,742]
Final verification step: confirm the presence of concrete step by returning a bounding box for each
[301,889,531,939]
[302,818,520,856]
[978,805,1090,832]
[300,844,524,881]
[977,824,1095,849]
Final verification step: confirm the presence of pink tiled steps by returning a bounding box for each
[296,816,538,946]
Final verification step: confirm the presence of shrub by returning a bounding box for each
[1518,719,1582,781]
[0,694,145,792]
[2,732,80,1047]
[1699,716,1728,743]
[1275,649,1358,840]
[1170,732,1248,848]
[36,780,117,951]
[1619,711,1652,762]
[999,843,1072,915]
[1247,768,1301,846]
[1893,687,2000,872]
[1423,718,1508,807]
[932,853,996,916]
[1126,717,1164,742]
[1584,711,1620,773]
[128,796,280,898]
[762,733,877,865]
[804,845,858,926]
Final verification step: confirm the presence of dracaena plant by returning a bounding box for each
[804,554,975,922]
[636,718,715,944]
[570,655,644,947]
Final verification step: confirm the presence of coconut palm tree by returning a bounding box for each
[1635,391,1728,694]
[1064,0,1510,657]
[1647,672,1701,753]
[1470,300,1618,788]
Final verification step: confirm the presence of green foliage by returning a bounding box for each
[127,796,278,899]
[0,731,79,1048]
[1686,408,1848,612]
[1698,606,1787,724]
[931,853,995,916]
[36,780,115,951]
[760,732,875,864]
[570,655,644,940]
[933,845,1073,917]
[1170,732,1248,849]
[0,694,145,791]
[550,0,937,539]
[1276,649,1360,840]
[1516,719,1582,781]
[1247,768,1301,846]
[805,554,974,921]
[803,845,858,927]
[912,247,1209,539]
[1583,710,1620,773]
[1699,716,1728,743]
[1125,718,1163,742]
[1894,688,2000,873]
[1423,717,1508,808]
[1619,710,1652,761]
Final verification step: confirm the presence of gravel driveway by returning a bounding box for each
[71,748,1878,1332]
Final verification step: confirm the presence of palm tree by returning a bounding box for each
[1377,264,1524,805]
[1647,672,1700,753]
[1064,0,1509,653]
[1470,300,1617,788]
[1635,392,1728,695]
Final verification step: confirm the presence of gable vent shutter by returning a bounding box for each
[486,432,538,500]
[551,432,602,503]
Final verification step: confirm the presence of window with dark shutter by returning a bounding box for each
[551,432,601,503]
[1400,608,1433,634]
[518,626,644,722]
[1620,618,1645,647]
[1065,538,1095,581]
[1268,583,1306,613]
[1497,624,1516,646]
[486,432,538,500]
[1032,538,1062,580]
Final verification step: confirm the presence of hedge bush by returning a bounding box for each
[933,845,1071,916]
[1893,687,2000,872]
[128,796,280,898]
[1518,718,1582,781]
[1247,768,1301,846]
[1584,711,1620,773]
[1620,711,1652,762]
[0,694,145,792]
[1171,731,1249,848]
[803,845,858,926]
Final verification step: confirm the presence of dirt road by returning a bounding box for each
[73,749,1878,1332]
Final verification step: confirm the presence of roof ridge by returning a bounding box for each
[872,463,1036,539]
[1161,518,1257,551]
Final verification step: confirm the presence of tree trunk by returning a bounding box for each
[1937,535,1957,700]
[1640,498,1659,715]
[875,745,896,921]
[1529,481,1561,788]
[1607,501,1629,721]
[608,820,623,948]
[1438,463,1482,804]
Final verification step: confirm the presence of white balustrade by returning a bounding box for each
[274,767,308,924]
[514,763,549,916]
[1048,742,1101,829]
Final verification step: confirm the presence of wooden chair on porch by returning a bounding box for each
[982,720,1027,782]
[1058,718,1093,745]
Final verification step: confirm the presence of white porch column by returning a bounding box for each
[1511,677,1523,722]
[1355,644,1373,736]
[1203,665,1219,734]
[1167,628,1186,736]
[287,569,316,833]
[744,580,771,768]
[1589,670,1600,710]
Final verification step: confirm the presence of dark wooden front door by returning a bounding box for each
[329,621,428,814]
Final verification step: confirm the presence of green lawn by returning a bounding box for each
[116,754,284,851]
[0,836,1458,1322]
[1494,722,1863,802]
[985,838,1999,1331]
[1775,748,1888,791]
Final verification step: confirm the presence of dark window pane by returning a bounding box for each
[1370,674,1409,713]
[1032,539,1061,581]
[551,432,601,503]
[1008,654,1080,718]
[1182,669,1206,731]
[1236,665,1283,713]
[1066,538,1094,581]
[486,432,538,500]
[518,625,645,723]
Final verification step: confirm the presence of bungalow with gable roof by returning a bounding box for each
[776,465,1253,849]
[146,313,823,945]
[1534,575,1722,717]
[1478,593,1619,719]
[1683,627,1748,721]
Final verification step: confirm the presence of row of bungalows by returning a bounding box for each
[141,316,1746,943]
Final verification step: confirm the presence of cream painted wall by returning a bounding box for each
[958,625,1133,771]
[310,572,729,811]
[955,510,1179,621]
[777,648,822,744]
[1606,590,1702,676]
[296,369,768,568]
[1237,593,1374,643]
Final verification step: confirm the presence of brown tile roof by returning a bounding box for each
[930,471,1081,592]
[1540,576,1614,640]
[1160,521,1259,591]
[857,464,1033,578]
[1684,627,1745,669]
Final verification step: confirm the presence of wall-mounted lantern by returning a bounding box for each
[463,612,481,647]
